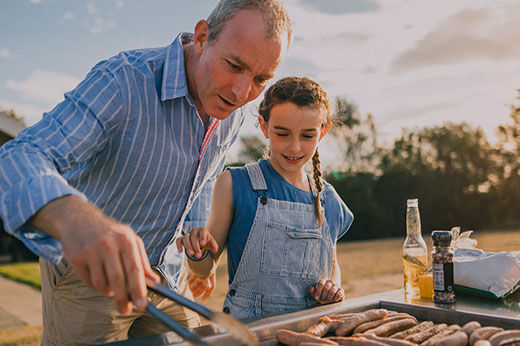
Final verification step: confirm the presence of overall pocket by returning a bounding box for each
[260,221,322,279]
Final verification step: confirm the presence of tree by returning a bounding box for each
[236,134,267,164]
[330,97,380,174]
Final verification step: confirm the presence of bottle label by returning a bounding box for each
[433,262,454,292]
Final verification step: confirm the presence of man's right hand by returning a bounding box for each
[30,195,159,315]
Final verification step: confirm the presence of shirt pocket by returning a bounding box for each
[260,221,323,280]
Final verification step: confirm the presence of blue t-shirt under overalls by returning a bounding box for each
[223,159,354,319]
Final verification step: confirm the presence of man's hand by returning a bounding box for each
[188,272,216,301]
[30,195,160,314]
[175,227,219,259]
[308,278,345,304]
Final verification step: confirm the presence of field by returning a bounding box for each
[0,228,518,345]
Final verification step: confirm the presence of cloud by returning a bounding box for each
[63,12,75,21]
[0,49,10,58]
[114,0,124,9]
[0,99,46,126]
[86,2,97,14]
[6,70,80,104]
[299,0,379,15]
[29,0,41,3]
[390,5,520,73]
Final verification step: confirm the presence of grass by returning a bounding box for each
[0,262,40,290]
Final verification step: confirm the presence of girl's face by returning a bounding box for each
[259,102,330,178]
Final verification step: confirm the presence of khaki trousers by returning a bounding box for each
[40,258,200,345]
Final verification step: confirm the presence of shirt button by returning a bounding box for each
[223,306,230,314]
[229,289,236,296]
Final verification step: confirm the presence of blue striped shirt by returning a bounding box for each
[0,33,245,287]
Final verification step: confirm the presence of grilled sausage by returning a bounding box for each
[489,331,520,346]
[275,329,338,345]
[474,341,492,346]
[306,316,345,337]
[498,337,520,346]
[363,318,417,337]
[463,321,482,336]
[362,332,417,345]
[469,327,504,345]
[390,321,434,339]
[335,309,389,336]
[404,323,445,344]
[300,342,339,346]
[354,313,416,334]
[327,336,389,345]
[420,324,461,346]
[434,331,469,346]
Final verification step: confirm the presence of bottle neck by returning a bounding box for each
[406,207,422,238]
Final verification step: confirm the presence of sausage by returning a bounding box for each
[300,343,339,346]
[404,323,445,344]
[498,337,520,346]
[474,341,492,346]
[463,321,482,336]
[420,324,461,346]
[390,321,434,339]
[354,313,416,334]
[434,331,469,346]
[469,327,504,345]
[275,329,338,345]
[327,336,388,345]
[335,309,389,336]
[306,316,345,337]
[489,331,520,346]
[362,332,417,345]
[363,318,417,337]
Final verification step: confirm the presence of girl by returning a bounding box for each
[176,77,354,319]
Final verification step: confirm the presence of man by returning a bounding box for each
[0,0,291,343]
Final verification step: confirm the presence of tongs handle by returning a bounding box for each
[146,278,213,320]
[145,302,211,346]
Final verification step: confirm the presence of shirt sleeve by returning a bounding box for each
[325,184,354,241]
[0,68,124,263]
[181,156,226,234]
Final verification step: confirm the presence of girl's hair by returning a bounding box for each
[258,77,332,225]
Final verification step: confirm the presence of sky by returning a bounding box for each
[1,0,520,162]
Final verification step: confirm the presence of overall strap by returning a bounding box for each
[245,162,267,191]
[245,162,268,205]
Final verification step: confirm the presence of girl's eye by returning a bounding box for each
[275,133,288,137]
[303,134,316,139]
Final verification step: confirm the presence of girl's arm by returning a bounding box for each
[176,170,234,278]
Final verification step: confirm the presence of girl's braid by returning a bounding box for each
[312,149,324,225]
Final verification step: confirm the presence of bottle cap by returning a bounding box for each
[431,230,452,246]
[407,198,418,207]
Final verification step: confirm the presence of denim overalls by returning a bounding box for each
[223,162,334,319]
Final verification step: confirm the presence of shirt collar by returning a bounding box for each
[161,32,193,102]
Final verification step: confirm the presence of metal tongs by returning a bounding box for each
[145,278,258,345]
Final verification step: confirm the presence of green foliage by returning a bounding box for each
[0,262,41,289]
[237,134,267,164]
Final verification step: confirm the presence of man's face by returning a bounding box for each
[193,10,284,120]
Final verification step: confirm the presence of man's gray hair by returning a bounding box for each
[207,0,292,46]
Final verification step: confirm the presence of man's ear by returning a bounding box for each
[319,123,331,141]
[258,115,269,138]
[193,20,210,54]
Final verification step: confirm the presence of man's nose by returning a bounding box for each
[232,76,252,103]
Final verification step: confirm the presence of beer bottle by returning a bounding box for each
[402,198,428,301]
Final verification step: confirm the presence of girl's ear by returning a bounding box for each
[193,20,209,54]
[259,115,269,138]
[319,123,331,141]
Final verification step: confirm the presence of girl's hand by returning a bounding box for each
[308,278,345,304]
[189,272,216,301]
[175,227,219,259]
